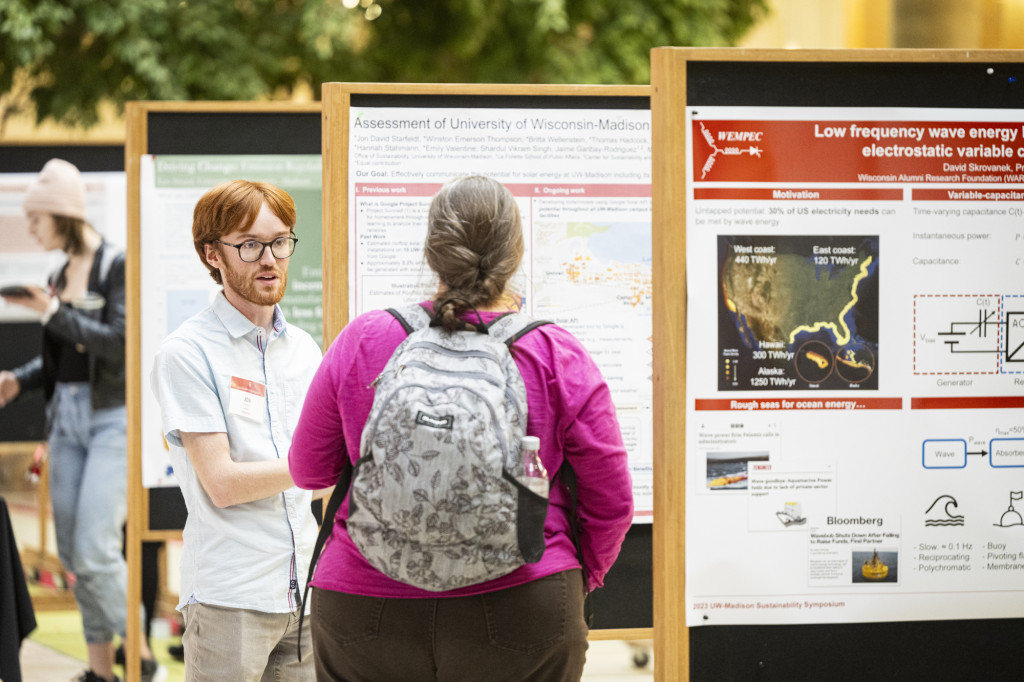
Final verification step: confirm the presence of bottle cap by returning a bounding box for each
[521,436,540,450]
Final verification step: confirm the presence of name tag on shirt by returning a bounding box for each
[228,376,266,423]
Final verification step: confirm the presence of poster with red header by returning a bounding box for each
[686,106,1024,626]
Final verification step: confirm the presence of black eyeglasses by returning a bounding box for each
[213,236,298,262]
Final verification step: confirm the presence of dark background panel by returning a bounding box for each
[141,109,322,533]
[1,145,125,443]
[148,489,323,531]
[143,103,653,631]
[148,486,188,531]
[687,56,1024,680]
[590,524,652,629]
[691,618,1024,680]
[147,112,321,154]
[349,91,654,631]
[688,60,1024,109]
[0,323,45,442]
[0,145,124,172]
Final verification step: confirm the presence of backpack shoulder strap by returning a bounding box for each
[555,458,594,627]
[385,303,432,335]
[486,312,552,348]
[299,460,353,661]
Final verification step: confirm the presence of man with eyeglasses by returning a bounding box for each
[151,180,323,681]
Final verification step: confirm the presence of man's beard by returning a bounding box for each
[222,260,288,307]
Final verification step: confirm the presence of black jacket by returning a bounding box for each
[12,241,126,415]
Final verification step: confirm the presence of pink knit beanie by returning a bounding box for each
[23,158,87,220]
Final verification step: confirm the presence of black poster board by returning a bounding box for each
[0,144,124,443]
[0,323,45,443]
[0,145,124,173]
[130,107,320,532]
[652,49,1024,681]
[323,84,653,635]
[589,524,652,630]
[124,104,324,682]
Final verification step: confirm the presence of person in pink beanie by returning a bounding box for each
[0,159,164,682]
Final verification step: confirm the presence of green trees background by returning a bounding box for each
[1,0,767,129]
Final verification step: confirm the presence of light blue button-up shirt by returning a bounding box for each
[151,293,322,613]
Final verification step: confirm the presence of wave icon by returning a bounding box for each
[924,494,964,527]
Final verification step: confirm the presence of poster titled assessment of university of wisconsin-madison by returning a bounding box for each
[686,106,1024,625]
[347,104,654,519]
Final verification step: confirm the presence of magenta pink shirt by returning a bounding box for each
[288,305,633,597]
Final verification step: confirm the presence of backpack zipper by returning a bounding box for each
[402,360,502,387]
[397,358,524,428]
[400,360,525,426]
[368,382,510,458]
[406,341,502,365]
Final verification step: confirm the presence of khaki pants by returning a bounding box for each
[181,602,314,682]
[311,569,589,682]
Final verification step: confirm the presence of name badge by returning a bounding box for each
[228,376,266,423]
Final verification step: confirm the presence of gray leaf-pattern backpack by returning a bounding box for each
[346,303,551,591]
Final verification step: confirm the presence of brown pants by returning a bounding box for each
[310,569,589,682]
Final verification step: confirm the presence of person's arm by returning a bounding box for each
[555,332,635,591]
[153,332,292,508]
[180,431,297,508]
[289,343,349,490]
[0,370,21,408]
[6,354,43,406]
[1,286,47,405]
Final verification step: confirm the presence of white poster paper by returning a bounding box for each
[686,106,1024,625]
[348,105,654,519]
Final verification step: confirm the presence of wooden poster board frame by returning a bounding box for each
[320,82,653,643]
[125,101,322,682]
[651,47,1024,681]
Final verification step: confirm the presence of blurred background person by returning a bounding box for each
[0,159,164,682]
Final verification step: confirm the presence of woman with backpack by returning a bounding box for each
[0,159,163,682]
[289,175,634,681]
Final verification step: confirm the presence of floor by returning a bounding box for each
[18,630,654,681]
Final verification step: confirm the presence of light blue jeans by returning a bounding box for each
[48,382,129,644]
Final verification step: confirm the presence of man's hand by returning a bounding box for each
[313,486,335,500]
[0,371,21,408]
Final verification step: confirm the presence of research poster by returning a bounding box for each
[139,154,322,487]
[686,106,1024,625]
[347,103,654,519]
[0,171,126,322]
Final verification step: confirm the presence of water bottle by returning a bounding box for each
[521,436,549,498]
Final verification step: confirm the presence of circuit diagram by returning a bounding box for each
[914,294,1024,374]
